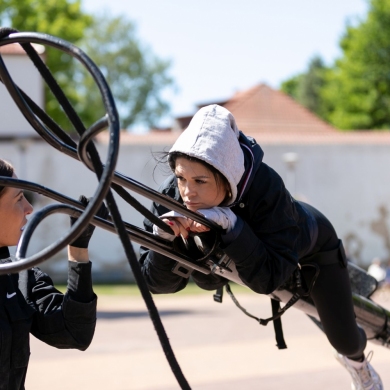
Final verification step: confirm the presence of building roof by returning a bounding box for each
[0,43,45,55]
[246,130,390,144]
[176,83,336,134]
[222,83,336,134]
[95,82,390,146]
[95,128,390,146]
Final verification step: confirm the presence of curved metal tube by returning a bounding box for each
[0,33,119,268]
[0,30,194,389]
[0,30,388,366]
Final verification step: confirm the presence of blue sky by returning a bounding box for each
[82,0,368,124]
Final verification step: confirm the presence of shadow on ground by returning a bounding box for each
[97,309,195,319]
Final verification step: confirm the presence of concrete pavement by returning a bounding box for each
[26,289,390,389]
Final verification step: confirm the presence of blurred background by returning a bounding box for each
[1,0,390,285]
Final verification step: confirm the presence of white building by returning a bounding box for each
[0,42,45,138]
[1,45,390,282]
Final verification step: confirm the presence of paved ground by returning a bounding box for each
[26,288,390,390]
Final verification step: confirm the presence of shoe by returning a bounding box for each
[335,351,383,390]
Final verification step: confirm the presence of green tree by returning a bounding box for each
[77,14,174,130]
[0,3,173,132]
[322,0,390,129]
[281,56,328,119]
[280,73,303,101]
[298,56,327,117]
[0,0,93,130]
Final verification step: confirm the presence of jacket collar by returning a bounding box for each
[230,132,263,206]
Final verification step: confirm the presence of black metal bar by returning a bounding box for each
[0,30,191,389]
[0,177,212,274]
[0,29,388,370]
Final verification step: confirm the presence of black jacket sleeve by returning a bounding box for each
[141,163,301,296]
[139,176,227,294]
[222,163,300,294]
[25,261,97,350]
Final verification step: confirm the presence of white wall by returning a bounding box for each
[0,54,44,137]
[263,143,390,265]
[0,139,167,282]
[0,138,389,282]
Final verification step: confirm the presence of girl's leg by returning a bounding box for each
[303,262,366,359]
[301,203,382,389]
[301,203,366,359]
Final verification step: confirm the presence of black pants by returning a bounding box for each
[301,203,367,360]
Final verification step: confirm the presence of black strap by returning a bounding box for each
[224,283,291,349]
[225,283,262,321]
[223,265,318,350]
[271,299,287,349]
[259,292,302,326]
[213,287,224,303]
[216,243,346,351]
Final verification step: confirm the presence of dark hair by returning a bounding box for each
[0,159,14,197]
[168,152,231,203]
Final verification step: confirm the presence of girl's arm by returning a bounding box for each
[27,262,97,350]
[220,164,300,294]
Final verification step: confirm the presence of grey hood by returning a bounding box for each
[169,104,245,205]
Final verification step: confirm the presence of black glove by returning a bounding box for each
[70,195,109,248]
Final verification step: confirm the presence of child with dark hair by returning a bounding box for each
[140,105,383,390]
[0,158,101,389]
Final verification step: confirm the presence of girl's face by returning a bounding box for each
[0,174,33,247]
[175,157,228,211]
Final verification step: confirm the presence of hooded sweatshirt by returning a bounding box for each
[140,105,317,295]
[169,104,244,205]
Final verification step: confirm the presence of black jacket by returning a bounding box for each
[140,132,317,295]
[0,247,97,390]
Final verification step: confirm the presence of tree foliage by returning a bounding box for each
[281,56,327,118]
[280,73,302,101]
[298,56,327,117]
[0,1,174,132]
[322,0,390,129]
[281,0,390,130]
[77,14,174,130]
[0,0,93,130]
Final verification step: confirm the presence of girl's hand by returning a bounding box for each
[187,219,210,233]
[164,217,210,237]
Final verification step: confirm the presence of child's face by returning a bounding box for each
[175,157,228,212]
[0,174,33,247]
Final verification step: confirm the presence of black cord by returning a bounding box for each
[0,29,190,389]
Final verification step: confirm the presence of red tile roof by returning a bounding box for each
[221,83,336,134]
[95,83,390,145]
[174,83,336,134]
[0,43,45,55]
[245,130,390,144]
[0,43,25,54]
